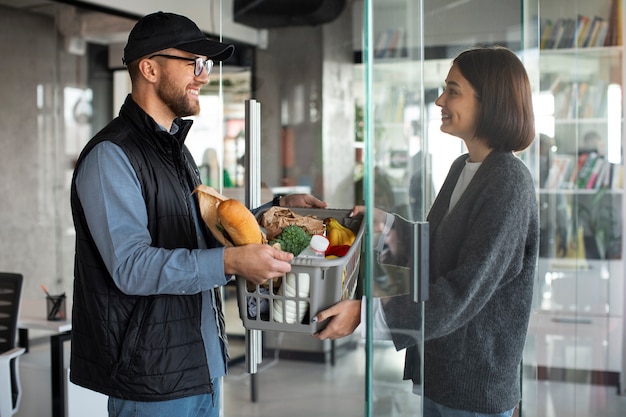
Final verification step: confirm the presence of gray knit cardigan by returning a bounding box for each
[382,151,539,413]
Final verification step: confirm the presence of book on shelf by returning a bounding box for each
[597,160,621,190]
[387,28,405,58]
[595,19,610,47]
[393,29,405,58]
[594,159,612,189]
[558,18,577,49]
[544,18,564,49]
[544,154,575,189]
[593,79,607,118]
[581,16,603,47]
[575,82,589,118]
[575,152,599,189]
[604,0,623,46]
[573,153,621,190]
[547,151,623,190]
[374,29,405,59]
[554,82,573,118]
[611,164,623,190]
[374,30,391,58]
[539,10,616,49]
[574,14,590,48]
[540,18,553,49]
[569,152,589,186]
[548,79,607,119]
[584,155,605,189]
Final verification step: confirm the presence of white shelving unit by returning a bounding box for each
[526,0,625,389]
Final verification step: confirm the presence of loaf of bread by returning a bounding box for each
[194,185,231,247]
[217,199,265,246]
[194,184,267,246]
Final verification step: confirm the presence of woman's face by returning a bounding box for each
[434,64,480,141]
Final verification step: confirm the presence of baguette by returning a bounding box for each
[194,185,231,247]
[217,199,266,246]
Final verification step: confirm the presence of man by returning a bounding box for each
[69,11,326,417]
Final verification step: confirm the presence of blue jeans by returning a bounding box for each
[108,378,221,417]
[423,396,516,417]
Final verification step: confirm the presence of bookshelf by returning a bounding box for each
[373,28,406,59]
[530,0,625,380]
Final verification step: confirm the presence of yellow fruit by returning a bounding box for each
[324,217,355,247]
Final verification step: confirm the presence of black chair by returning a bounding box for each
[0,272,25,417]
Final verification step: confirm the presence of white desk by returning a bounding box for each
[18,298,72,417]
[18,298,72,333]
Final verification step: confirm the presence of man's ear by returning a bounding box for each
[138,58,158,83]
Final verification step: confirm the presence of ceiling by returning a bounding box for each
[0,0,137,45]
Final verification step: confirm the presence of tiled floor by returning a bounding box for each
[223,343,365,417]
[222,284,626,417]
[222,338,626,417]
[223,282,626,417]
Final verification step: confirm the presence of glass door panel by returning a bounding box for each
[522,0,626,416]
[364,1,426,416]
[365,1,540,416]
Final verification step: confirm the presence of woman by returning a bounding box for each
[314,46,539,417]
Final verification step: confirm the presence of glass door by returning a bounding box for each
[363,1,541,416]
[362,1,427,416]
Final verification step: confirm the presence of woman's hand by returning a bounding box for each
[223,244,293,285]
[312,299,362,340]
[350,205,389,233]
[280,194,328,208]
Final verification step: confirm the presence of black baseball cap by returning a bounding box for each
[123,11,235,65]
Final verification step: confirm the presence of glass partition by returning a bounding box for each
[522,0,626,416]
[362,1,426,416]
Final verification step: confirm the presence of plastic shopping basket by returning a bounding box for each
[236,208,364,334]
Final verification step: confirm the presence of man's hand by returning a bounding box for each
[312,299,362,340]
[224,244,293,285]
[280,194,328,208]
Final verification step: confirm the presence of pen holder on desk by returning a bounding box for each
[46,294,66,321]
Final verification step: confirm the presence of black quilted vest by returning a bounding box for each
[69,96,223,401]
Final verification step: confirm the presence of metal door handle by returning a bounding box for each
[411,221,429,303]
[244,99,263,375]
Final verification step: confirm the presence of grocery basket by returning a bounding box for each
[236,208,365,334]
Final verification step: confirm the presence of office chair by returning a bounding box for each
[0,272,24,417]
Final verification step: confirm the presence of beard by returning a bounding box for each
[156,75,200,118]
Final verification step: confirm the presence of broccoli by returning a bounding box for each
[270,225,312,256]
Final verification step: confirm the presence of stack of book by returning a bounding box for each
[374,29,405,59]
[549,78,607,119]
[543,152,622,190]
[539,12,617,49]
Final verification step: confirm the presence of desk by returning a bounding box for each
[18,298,71,417]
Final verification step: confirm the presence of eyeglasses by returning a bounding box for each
[149,54,214,77]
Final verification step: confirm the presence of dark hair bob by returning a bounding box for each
[453,46,535,152]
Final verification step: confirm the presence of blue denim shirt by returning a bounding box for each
[75,140,228,378]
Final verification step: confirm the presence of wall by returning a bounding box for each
[254,3,355,207]
[0,5,81,299]
[321,6,357,207]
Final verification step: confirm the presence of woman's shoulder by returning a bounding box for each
[486,151,532,175]
[481,152,535,194]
